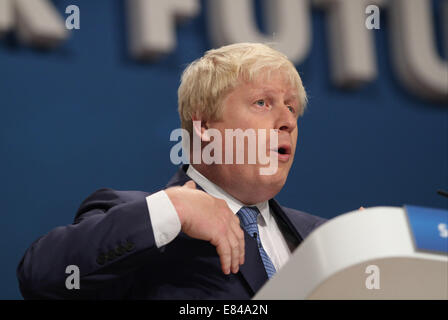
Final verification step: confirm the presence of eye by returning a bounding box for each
[254,99,266,107]
[287,105,295,113]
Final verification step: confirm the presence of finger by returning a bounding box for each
[214,238,231,275]
[227,229,240,274]
[183,180,196,189]
[231,217,245,265]
[359,206,365,211]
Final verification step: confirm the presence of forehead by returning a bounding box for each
[238,69,299,96]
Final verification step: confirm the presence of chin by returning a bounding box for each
[259,170,287,190]
[246,166,289,202]
[220,163,291,204]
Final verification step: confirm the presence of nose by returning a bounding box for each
[275,105,297,134]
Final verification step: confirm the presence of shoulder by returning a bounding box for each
[282,206,327,226]
[75,188,151,219]
[276,202,328,239]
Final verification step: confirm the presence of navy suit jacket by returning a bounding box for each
[17,165,326,299]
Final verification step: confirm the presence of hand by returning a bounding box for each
[165,181,245,275]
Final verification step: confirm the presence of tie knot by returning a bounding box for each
[237,206,260,227]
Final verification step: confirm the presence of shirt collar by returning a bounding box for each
[186,165,272,224]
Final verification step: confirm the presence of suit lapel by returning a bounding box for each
[238,199,308,294]
[165,165,191,188]
[269,199,304,247]
[237,231,268,294]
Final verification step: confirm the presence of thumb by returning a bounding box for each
[183,180,196,189]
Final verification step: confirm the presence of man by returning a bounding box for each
[17,43,326,299]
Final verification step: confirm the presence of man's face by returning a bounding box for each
[204,69,300,204]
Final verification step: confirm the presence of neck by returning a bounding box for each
[190,163,230,196]
[189,163,269,205]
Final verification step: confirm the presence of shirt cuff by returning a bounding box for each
[146,190,181,248]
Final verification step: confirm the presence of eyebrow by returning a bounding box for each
[285,95,300,106]
[249,88,299,101]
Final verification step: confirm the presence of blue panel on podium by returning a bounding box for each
[405,205,448,254]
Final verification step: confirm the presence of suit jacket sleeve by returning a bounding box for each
[17,188,162,299]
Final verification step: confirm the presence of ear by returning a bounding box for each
[191,115,211,142]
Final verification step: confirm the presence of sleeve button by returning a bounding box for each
[97,253,106,265]
[115,245,126,256]
[107,249,116,260]
[125,241,135,252]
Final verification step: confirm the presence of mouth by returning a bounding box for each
[272,144,291,162]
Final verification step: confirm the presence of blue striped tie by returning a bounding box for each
[237,206,276,278]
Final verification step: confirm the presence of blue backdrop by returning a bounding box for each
[1,0,446,299]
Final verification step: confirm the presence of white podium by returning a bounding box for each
[253,207,448,300]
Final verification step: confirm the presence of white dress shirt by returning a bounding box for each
[145,165,292,271]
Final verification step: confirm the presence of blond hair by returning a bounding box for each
[178,42,307,136]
